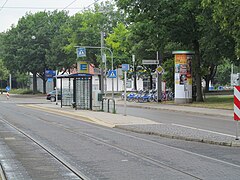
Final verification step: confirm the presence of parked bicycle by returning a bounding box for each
[121,89,174,103]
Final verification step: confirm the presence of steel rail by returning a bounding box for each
[0,118,90,180]
[4,104,240,179]
[24,112,203,179]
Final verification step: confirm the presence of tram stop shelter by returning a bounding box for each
[55,73,93,110]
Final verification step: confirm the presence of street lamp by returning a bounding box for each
[75,46,114,99]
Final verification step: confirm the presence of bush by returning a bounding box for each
[10,88,41,94]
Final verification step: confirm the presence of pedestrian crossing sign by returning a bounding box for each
[77,47,86,57]
[108,70,117,78]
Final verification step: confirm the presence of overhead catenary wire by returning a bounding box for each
[0,0,107,32]
[1,6,83,10]
[1,0,104,29]
[0,0,9,12]
[63,0,79,10]
[0,0,105,11]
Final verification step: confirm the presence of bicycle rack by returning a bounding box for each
[101,98,116,113]
[101,98,108,112]
[108,98,116,113]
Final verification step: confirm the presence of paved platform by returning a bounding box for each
[23,100,240,147]
[115,99,233,118]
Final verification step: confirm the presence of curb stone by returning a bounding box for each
[22,104,240,147]
[0,163,6,180]
[115,125,240,147]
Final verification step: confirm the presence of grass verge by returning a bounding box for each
[9,88,41,94]
[185,96,233,110]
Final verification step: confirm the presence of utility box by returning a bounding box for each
[92,90,101,111]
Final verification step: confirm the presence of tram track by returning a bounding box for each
[1,104,240,179]
[1,112,203,180]
[0,118,90,180]
[33,110,240,169]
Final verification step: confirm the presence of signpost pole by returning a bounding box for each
[75,46,114,99]
[124,71,127,116]
[101,32,105,96]
[132,55,136,91]
[111,52,114,99]
[236,121,239,140]
[56,70,58,105]
[112,77,114,99]
[122,64,129,116]
[9,74,12,90]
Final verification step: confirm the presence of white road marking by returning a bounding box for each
[4,137,16,140]
[172,123,235,137]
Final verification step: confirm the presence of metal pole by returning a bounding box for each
[236,121,239,140]
[156,51,162,102]
[74,46,114,99]
[101,32,105,95]
[117,69,119,92]
[55,70,58,105]
[111,50,114,99]
[105,55,107,97]
[103,53,107,97]
[9,74,12,90]
[124,71,127,116]
[132,54,135,91]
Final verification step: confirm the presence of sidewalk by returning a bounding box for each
[115,98,233,118]
[24,100,240,147]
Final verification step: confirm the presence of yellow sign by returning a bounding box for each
[78,61,89,73]
[175,54,187,64]
[156,66,164,74]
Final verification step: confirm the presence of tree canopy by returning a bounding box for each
[115,0,239,100]
[0,0,239,98]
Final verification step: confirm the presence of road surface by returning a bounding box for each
[0,95,240,179]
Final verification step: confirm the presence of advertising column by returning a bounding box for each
[172,51,194,104]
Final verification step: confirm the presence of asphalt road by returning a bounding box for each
[116,105,235,136]
[1,95,240,179]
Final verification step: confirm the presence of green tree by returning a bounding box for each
[0,59,9,93]
[202,0,240,57]
[15,72,30,89]
[2,11,69,94]
[64,1,125,68]
[214,59,231,86]
[0,33,4,58]
[115,0,238,101]
[198,6,236,92]
[105,23,130,65]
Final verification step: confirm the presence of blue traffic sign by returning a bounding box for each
[80,64,87,70]
[45,70,56,78]
[108,70,117,78]
[76,47,86,57]
[122,64,129,71]
[6,86,10,92]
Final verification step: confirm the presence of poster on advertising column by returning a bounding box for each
[173,51,194,103]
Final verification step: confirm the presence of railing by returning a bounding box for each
[101,98,116,113]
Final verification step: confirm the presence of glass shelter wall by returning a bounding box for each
[74,76,92,110]
[57,73,93,110]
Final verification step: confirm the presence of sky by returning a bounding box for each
[0,0,105,32]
